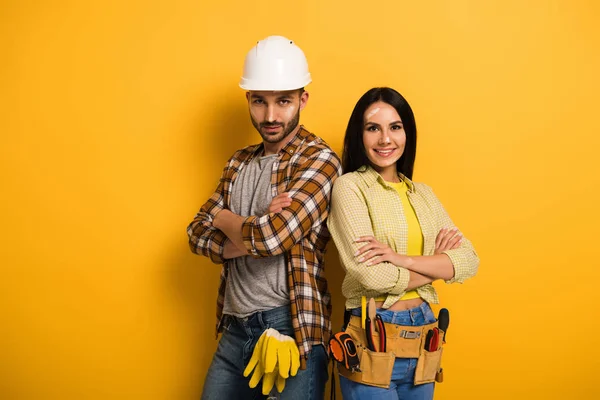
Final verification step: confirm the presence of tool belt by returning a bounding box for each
[337,315,444,388]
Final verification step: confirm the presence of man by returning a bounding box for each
[187,36,342,400]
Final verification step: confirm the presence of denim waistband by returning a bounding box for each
[349,301,435,326]
[224,304,291,329]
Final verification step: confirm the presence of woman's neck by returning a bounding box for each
[373,165,400,183]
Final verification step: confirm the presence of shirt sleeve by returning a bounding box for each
[421,184,480,284]
[241,150,342,257]
[186,157,233,264]
[327,177,410,295]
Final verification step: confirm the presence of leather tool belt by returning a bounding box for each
[337,315,444,388]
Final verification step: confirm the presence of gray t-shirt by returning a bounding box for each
[222,153,289,318]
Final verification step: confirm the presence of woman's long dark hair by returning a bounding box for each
[342,87,417,179]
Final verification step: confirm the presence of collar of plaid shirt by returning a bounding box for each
[355,164,416,191]
[216,126,342,369]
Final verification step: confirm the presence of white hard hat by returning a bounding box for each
[239,36,312,91]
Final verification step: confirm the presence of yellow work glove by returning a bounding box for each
[243,328,300,395]
[260,367,286,395]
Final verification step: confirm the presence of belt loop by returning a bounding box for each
[220,315,229,331]
[257,310,266,329]
[420,302,431,323]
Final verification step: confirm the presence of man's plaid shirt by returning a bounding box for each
[187,126,342,367]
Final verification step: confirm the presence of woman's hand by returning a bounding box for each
[268,192,292,213]
[434,228,462,254]
[354,236,406,266]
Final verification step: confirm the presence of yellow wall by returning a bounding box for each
[2,0,599,398]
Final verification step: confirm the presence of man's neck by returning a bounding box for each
[263,125,301,155]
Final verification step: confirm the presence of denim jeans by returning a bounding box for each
[201,305,329,400]
[339,302,437,400]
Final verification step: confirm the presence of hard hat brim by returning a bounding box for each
[239,76,312,91]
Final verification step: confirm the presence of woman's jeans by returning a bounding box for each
[339,302,436,400]
[201,305,328,400]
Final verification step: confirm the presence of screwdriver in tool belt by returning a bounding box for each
[438,308,449,343]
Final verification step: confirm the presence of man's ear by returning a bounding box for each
[246,91,250,101]
[299,90,309,111]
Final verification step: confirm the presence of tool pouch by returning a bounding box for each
[414,347,443,385]
[338,344,395,388]
[413,320,446,385]
[337,315,445,388]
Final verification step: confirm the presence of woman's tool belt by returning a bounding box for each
[338,315,444,388]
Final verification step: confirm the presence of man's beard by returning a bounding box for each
[251,110,300,144]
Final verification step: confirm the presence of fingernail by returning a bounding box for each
[354,250,359,256]
[358,257,364,262]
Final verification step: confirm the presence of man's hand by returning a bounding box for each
[434,228,462,254]
[354,236,406,266]
[268,192,292,214]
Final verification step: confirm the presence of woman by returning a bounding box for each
[328,87,479,399]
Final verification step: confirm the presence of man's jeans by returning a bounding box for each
[339,302,436,400]
[201,305,329,400]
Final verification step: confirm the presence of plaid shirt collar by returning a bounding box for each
[356,164,416,192]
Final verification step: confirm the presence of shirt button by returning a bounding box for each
[289,149,293,154]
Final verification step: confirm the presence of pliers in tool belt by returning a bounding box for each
[375,314,386,352]
[365,313,387,352]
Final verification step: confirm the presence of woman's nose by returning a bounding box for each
[378,130,391,145]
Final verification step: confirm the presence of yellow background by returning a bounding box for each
[2,0,599,398]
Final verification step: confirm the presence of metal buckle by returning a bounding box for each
[400,330,421,339]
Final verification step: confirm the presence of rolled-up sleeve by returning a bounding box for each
[242,150,342,257]
[186,159,232,264]
[328,177,410,295]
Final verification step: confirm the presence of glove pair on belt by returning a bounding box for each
[243,328,300,395]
